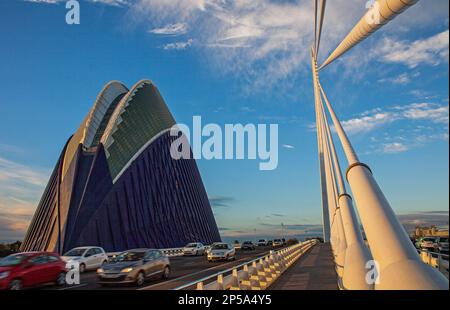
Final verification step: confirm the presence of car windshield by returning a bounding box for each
[0,254,28,267]
[243,241,252,244]
[258,240,265,242]
[440,238,449,243]
[274,239,281,242]
[212,244,228,250]
[64,248,87,257]
[186,243,197,248]
[114,251,145,262]
[423,238,435,242]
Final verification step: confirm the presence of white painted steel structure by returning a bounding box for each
[311,0,448,289]
[320,0,419,70]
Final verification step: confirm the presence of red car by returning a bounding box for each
[0,252,67,290]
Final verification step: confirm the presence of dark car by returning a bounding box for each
[97,249,170,286]
[241,241,256,251]
[0,252,67,290]
[267,240,273,247]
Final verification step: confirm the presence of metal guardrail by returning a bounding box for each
[161,248,184,257]
[418,249,449,279]
[106,246,212,259]
[173,239,318,290]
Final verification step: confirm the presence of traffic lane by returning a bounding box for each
[141,247,275,290]
[55,246,278,290]
[61,248,270,290]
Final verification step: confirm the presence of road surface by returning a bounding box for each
[47,246,279,290]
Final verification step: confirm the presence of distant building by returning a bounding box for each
[21,80,221,253]
[413,225,449,238]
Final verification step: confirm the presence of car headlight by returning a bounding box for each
[97,268,104,273]
[121,267,133,273]
[0,271,10,280]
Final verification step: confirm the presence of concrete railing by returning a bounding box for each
[174,240,318,290]
[418,250,449,279]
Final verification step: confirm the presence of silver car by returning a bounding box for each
[97,249,170,286]
[207,243,236,262]
[182,242,206,256]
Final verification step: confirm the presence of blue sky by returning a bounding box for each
[0,0,448,242]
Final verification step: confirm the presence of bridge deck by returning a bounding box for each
[270,243,338,290]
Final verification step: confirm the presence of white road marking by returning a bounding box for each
[58,283,88,290]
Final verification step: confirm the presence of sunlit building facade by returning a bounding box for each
[21,80,221,253]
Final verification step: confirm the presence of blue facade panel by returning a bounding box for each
[22,133,221,253]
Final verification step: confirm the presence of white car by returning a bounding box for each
[232,242,241,250]
[257,239,268,246]
[62,246,108,273]
[182,242,206,256]
[273,239,283,247]
[207,243,236,262]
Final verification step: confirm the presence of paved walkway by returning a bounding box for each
[270,243,338,290]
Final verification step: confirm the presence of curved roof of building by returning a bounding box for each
[62,81,129,179]
[100,80,176,181]
[84,81,129,148]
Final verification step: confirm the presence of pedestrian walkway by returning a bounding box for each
[270,243,338,290]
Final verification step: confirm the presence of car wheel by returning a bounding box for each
[56,272,66,286]
[136,271,145,286]
[102,260,108,265]
[79,263,86,273]
[8,279,23,290]
[162,266,170,279]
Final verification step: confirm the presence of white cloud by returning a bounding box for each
[25,0,129,6]
[341,112,394,135]
[149,23,188,35]
[25,0,433,91]
[401,103,449,123]
[282,144,295,149]
[342,102,449,135]
[378,72,420,86]
[382,142,408,154]
[131,0,367,89]
[391,73,411,85]
[379,30,449,68]
[130,0,448,90]
[0,157,48,187]
[88,0,129,6]
[0,156,49,241]
[338,102,449,155]
[27,0,448,90]
[162,39,193,50]
[25,0,63,3]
